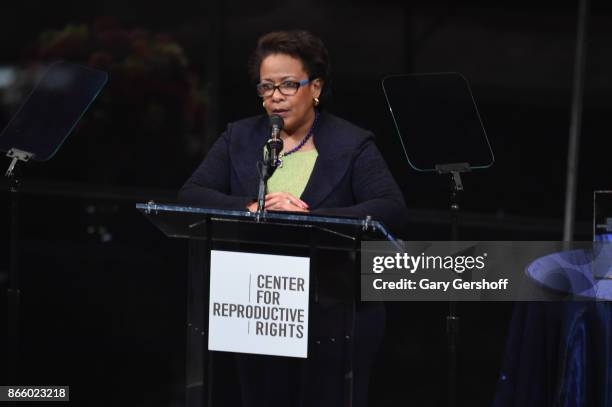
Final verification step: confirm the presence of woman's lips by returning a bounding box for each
[273,109,289,117]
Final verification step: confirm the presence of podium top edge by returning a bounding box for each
[135,202,395,241]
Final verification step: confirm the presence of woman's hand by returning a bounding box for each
[246,192,309,212]
[265,192,309,212]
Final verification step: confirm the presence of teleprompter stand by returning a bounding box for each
[0,62,107,386]
[137,203,397,407]
[435,162,470,407]
[4,149,32,390]
[382,73,494,407]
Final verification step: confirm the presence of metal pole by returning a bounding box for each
[8,171,21,388]
[563,0,590,241]
[204,0,222,153]
[447,173,461,407]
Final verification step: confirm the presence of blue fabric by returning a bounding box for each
[526,249,612,299]
[492,302,612,407]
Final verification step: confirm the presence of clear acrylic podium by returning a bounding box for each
[136,202,397,407]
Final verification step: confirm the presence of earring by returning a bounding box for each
[313,97,320,107]
[262,101,266,108]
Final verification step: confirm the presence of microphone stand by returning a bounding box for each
[255,161,270,222]
[255,129,283,222]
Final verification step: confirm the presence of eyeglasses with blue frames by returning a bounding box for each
[256,79,310,97]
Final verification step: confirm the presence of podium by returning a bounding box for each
[136,202,397,407]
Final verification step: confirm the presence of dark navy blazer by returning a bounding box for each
[179,112,408,233]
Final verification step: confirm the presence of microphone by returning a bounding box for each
[267,114,284,168]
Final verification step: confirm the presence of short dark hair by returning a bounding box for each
[248,30,331,101]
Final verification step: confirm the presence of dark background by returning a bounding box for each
[0,0,609,406]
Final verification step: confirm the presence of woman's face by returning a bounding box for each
[259,53,322,134]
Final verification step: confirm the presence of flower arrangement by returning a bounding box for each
[25,16,207,186]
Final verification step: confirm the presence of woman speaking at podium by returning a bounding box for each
[180,30,407,407]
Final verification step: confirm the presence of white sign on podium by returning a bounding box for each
[208,250,310,358]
